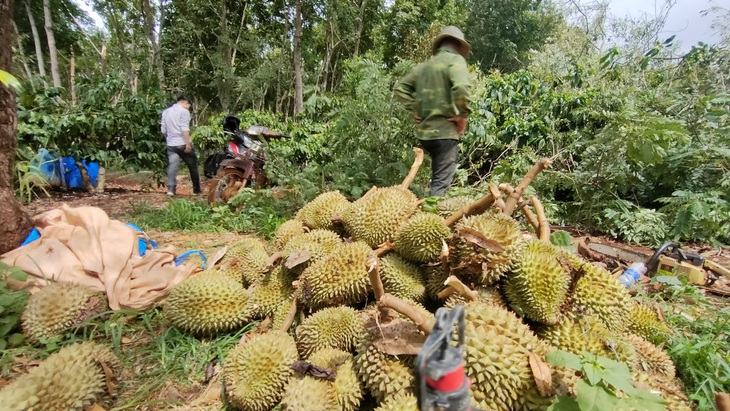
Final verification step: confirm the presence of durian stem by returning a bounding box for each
[413,199,426,207]
[445,190,500,227]
[499,183,540,232]
[502,157,551,215]
[364,185,379,197]
[444,275,478,301]
[437,287,456,300]
[379,293,435,334]
[265,251,284,271]
[400,147,425,189]
[373,242,394,257]
[367,255,398,322]
[530,196,551,242]
[279,298,298,332]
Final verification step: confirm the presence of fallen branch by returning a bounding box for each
[499,183,540,232]
[502,158,551,216]
[530,196,551,242]
[367,255,397,322]
[446,195,495,227]
[400,147,425,189]
[379,293,434,334]
[444,276,478,302]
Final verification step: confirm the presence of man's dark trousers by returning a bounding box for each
[167,145,202,194]
[420,139,459,197]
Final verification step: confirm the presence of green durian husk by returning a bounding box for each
[374,393,419,411]
[164,272,253,335]
[393,212,450,264]
[301,241,372,309]
[296,191,351,231]
[295,306,365,359]
[380,253,427,302]
[249,266,295,319]
[274,219,307,250]
[223,330,299,411]
[0,342,119,411]
[504,240,570,325]
[226,237,270,286]
[449,212,523,286]
[309,348,363,411]
[341,186,418,248]
[436,196,474,219]
[22,281,108,341]
[627,301,672,344]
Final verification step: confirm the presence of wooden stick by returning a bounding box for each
[531,196,551,242]
[502,158,551,215]
[379,293,435,334]
[444,276,478,302]
[499,183,540,232]
[445,193,496,227]
[373,242,394,257]
[367,255,397,322]
[400,147,425,189]
[437,286,456,300]
[279,298,298,332]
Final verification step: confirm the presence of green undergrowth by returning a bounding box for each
[636,281,730,411]
[0,306,255,410]
[127,187,303,239]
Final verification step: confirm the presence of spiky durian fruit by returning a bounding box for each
[301,241,372,308]
[216,266,245,283]
[374,393,419,411]
[538,314,612,357]
[436,196,473,219]
[296,306,365,359]
[354,335,416,403]
[281,376,339,411]
[274,220,307,249]
[309,348,363,411]
[569,255,632,333]
[627,301,672,344]
[224,330,299,411]
[627,334,675,377]
[393,213,450,263]
[164,272,253,335]
[283,229,342,266]
[425,265,450,300]
[633,372,692,411]
[463,302,552,411]
[504,240,570,325]
[0,342,119,410]
[379,254,426,302]
[250,266,294,318]
[444,286,507,309]
[296,191,351,231]
[449,212,523,286]
[22,282,107,341]
[340,186,418,247]
[227,237,270,286]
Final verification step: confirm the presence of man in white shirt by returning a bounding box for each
[161,96,202,196]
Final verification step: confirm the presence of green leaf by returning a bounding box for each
[652,275,683,286]
[548,396,581,411]
[7,333,25,346]
[0,70,21,90]
[546,350,583,371]
[8,268,28,282]
[576,380,619,411]
[583,362,602,385]
[620,388,665,411]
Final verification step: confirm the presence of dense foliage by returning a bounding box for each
[9,0,730,245]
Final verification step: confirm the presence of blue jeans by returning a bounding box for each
[167,145,201,194]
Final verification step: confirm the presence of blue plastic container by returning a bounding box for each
[62,157,99,188]
[31,148,62,187]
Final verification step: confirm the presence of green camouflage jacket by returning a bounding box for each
[394,47,472,141]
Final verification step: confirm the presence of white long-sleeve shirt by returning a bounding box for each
[161,103,191,146]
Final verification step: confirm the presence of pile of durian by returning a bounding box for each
[0,150,686,411]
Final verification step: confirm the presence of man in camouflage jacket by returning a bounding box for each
[394,26,472,197]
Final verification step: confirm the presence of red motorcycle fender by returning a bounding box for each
[219,158,255,180]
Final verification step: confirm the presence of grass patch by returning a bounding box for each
[638,283,730,411]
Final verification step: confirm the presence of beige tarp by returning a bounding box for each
[1,204,198,310]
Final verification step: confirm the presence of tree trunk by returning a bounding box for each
[292,0,303,116]
[75,161,95,192]
[142,0,165,89]
[69,48,75,105]
[25,0,47,84]
[0,0,33,255]
[12,21,34,89]
[217,0,230,112]
[42,0,61,88]
[101,43,107,77]
[353,0,367,58]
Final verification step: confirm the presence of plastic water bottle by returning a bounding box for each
[618,262,647,287]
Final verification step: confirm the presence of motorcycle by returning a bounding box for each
[205,115,285,203]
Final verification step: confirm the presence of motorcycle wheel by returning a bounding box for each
[207,169,248,204]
